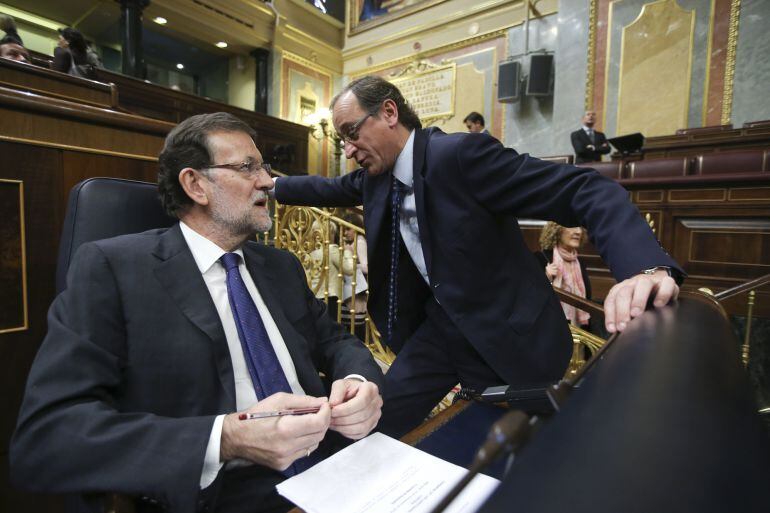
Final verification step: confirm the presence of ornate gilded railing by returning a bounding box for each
[701,273,770,368]
[267,200,396,368]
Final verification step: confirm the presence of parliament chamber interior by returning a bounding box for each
[1,0,769,512]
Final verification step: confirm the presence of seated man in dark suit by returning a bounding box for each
[10,112,384,513]
[571,110,611,163]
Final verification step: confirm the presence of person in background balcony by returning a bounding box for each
[0,14,30,63]
[535,222,592,331]
[52,27,98,79]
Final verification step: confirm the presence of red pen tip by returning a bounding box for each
[238,413,247,420]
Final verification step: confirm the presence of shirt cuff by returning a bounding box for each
[200,414,226,489]
[344,374,368,383]
[268,177,278,198]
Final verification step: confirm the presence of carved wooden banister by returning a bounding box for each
[552,287,605,319]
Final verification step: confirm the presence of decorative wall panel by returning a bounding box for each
[280,52,333,176]
[616,0,695,137]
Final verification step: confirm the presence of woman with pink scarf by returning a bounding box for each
[534,222,592,330]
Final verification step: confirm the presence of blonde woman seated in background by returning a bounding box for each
[309,221,355,320]
[534,222,593,331]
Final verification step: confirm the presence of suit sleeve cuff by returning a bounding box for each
[200,414,226,489]
[268,177,279,199]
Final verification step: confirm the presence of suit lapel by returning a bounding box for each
[412,128,433,278]
[152,224,236,406]
[241,245,319,388]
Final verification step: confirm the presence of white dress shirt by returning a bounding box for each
[179,222,305,488]
[392,130,430,285]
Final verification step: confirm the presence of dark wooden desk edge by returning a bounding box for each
[287,400,473,512]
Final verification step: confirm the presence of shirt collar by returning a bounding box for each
[392,129,416,188]
[179,221,244,274]
[582,125,593,132]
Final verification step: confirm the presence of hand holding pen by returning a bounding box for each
[221,392,330,471]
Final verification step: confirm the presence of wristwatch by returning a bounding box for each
[641,266,672,277]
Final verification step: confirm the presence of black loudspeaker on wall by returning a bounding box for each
[527,54,554,96]
[497,61,521,103]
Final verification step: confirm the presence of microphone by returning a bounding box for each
[472,410,532,468]
[429,410,535,513]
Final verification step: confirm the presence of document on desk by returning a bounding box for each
[276,432,500,513]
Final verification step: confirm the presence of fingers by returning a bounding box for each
[329,381,382,440]
[253,392,328,412]
[328,379,353,408]
[223,399,331,470]
[653,276,679,307]
[603,271,679,333]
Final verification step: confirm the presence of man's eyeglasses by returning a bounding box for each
[338,103,382,144]
[206,160,271,177]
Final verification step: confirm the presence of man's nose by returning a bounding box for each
[256,170,274,190]
[344,141,357,159]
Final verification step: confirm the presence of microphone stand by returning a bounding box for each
[428,410,536,513]
[430,332,622,513]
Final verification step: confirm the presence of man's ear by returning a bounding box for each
[382,99,399,128]
[178,168,210,207]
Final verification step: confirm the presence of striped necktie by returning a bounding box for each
[386,176,404,347]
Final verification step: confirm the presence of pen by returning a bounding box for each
[238,406,321,420]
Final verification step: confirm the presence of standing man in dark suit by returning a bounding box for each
[571,110,611,163]
[463,111,489,134]
[10,113,383,513]
[273,76,683,438]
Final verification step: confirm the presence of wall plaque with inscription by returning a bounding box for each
[390,61,456,124]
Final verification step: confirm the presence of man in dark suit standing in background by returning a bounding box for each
[10,113,383,513]
[571,110,611,163]
[463,111,489,134]
[273,76,683,438]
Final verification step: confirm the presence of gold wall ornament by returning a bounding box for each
[616,0,695,137]
[389,60,457,125]
[721,0,741,125]
[584,0,598,111]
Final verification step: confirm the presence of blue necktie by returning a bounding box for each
[386,176,403,347]
[221,252,314,475]
[220,252,292,400]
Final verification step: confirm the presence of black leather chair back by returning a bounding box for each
[56,177,176,294]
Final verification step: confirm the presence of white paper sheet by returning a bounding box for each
[276,432,500,513]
